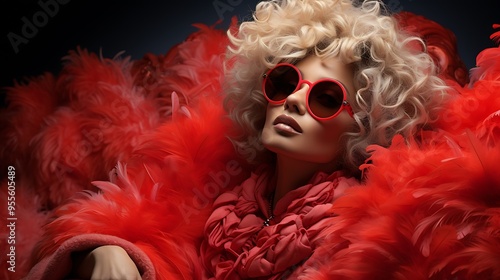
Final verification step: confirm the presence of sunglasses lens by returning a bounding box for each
[265,65,299,101]
[264,64,348,119]
[308,81,344,118]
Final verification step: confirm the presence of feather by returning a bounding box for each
[34,98,248,279]
[310,123,500,279]
[0,181,50,278]
[1,22,233,278]
[469,24,500,84]
[437,78,500,134]
[490,24,500,44]
[0,74,59,177]
[395,11,469,86]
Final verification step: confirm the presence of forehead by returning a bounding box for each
[296,55,352,76]
[295,55,356,95]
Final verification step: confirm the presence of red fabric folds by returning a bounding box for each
[201,167,358,279]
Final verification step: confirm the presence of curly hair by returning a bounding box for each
[223,0,449,176]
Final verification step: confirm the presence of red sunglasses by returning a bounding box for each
[262,63,354,120]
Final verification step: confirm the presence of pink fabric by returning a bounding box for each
[201,166,358,279]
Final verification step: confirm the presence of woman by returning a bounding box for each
[27,0,448,279]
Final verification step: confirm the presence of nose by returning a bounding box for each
[284,82,308,115]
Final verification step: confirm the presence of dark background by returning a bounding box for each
[1,0,499,106]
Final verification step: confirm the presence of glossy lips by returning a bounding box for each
[273,115,303,134]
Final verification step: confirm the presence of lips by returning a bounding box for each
[273,115,303,133]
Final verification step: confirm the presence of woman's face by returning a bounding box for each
[261,55,357,165]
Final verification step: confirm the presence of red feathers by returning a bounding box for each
[131,21,231,111]
[490,24,500,44]
[286,15,500,279]
[1,23,232,278]
[293,128,500,279]
[395,11,469,86]
[2,11,500,280]
[34,98,247,279]
[470,24,500,84]
[295,19,500,279]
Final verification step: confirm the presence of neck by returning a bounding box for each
[272,155,337,207]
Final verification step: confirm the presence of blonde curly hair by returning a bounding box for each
[223,0,448,176]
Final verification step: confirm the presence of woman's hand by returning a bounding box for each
[73,245,142,280]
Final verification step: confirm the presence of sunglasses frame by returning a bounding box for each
[262,63,354,120]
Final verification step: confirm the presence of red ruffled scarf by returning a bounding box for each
[200,166,359,279]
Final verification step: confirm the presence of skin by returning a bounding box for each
[72,55,357,279]
[72,245,141,280]
[261,55,357,206]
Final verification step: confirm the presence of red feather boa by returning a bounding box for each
[1,12,500,279]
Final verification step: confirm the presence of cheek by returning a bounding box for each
[308,126,342,157]
[307,117,354,160]
[264,105,276,125]
[261,106,279,142]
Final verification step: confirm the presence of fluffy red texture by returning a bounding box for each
[395,11,469,86]
[131,20,232,111]
[434,26,500,135]
[438,81,500,136]
[54,48,133,105]
[0,74,59,176]
[296,127,500,279]
[436,26,500,136]
[34,98,248,279]
[0,180,50,279]
[6,13,500,280]
[0,23,231,279]
[24,49,163,208]
[1,22,231,210]
[470,25,500,84]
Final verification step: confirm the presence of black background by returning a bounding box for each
[1,0,499,106]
